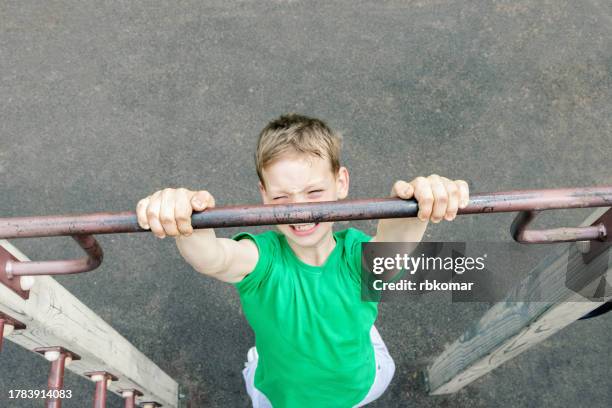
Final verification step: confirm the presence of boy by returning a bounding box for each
[136,114,469,407]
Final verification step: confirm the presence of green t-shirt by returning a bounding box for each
[232,228,378,407]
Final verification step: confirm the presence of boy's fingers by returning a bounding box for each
[412,177,433,221]
[159,189,180,237]
[444,181,460,221]
[457,180,470,208]
[403,183,414,198]
[429,177,448,223]
[191,193,205,210]
[175,189,194,236]
[390,181,400,197]
[136,197,150,229]
[147,191,165,238]
[192,190,215,210]
[391,180,413,198]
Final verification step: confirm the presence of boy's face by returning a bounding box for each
[259,152,349,248]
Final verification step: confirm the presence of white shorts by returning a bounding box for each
[242,325,396,407]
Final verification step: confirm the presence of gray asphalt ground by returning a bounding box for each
[1,1,612,407]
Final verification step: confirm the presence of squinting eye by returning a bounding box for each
[273,196,287,200]
[308,190,323,195]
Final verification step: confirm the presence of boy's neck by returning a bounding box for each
[286,230,337,267]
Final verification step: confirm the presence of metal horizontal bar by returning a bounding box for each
[511,210,610,244]
[0,186,611,239]
[5,235,103,278]
[0,186,610,279]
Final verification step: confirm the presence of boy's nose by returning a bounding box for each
[290,195,310,204]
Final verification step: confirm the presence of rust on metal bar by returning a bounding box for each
[3,234,103,278]
[0,186,610,239]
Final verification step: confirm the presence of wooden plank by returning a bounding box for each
[426,207,612,395]
[0,239,178,407]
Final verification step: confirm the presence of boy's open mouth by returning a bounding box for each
[289,223,319,235]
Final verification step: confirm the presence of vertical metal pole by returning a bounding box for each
[93,377,107,408]
[120,389,143,408]
[34,347,80,408]
[123,391,135,408]
[46,352,66,408]
[84,372,117,408]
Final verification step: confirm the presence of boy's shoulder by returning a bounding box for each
[231,229,284,250]
[232,229,282,240]
[335,227,372,244]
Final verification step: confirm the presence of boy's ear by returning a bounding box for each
[336,166,349,200]
[258,181,267,202]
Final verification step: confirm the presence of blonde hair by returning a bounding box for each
[255,113,343,188]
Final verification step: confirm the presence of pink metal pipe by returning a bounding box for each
[46,353,66,408]
[0,186,610,278]
[3,234,103,278]
[120,389,143,408]
[511,210,609,243]
[0,186,610,239]
[85,371,117,408]
[124,394,135,408]
[34,347,81,408]
[94,378,107,408]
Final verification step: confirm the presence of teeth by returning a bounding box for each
[293,223,315,231]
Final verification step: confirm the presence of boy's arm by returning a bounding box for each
[136,188,258,283]
[175,230,258,283]
[372,175,469,243]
